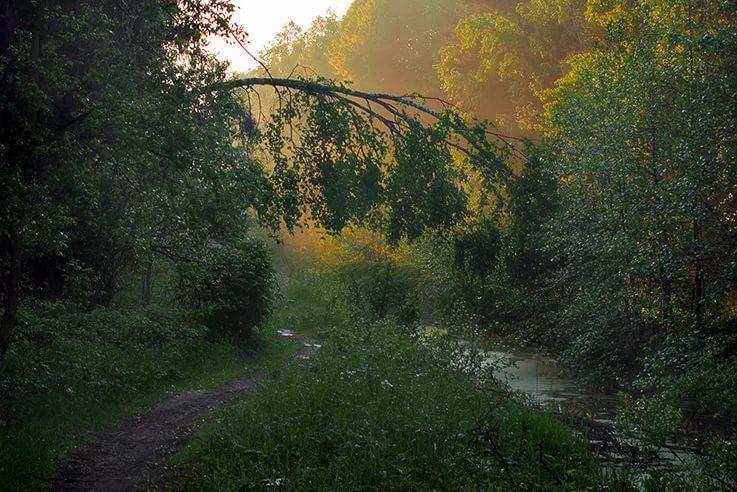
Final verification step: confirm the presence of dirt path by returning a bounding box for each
[51,332,319,491]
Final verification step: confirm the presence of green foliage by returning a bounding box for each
[437,0,590,131]
[504,148,558,283]
[257,13,341,79]
[386,119,468,243]
[179,240,275,337]
[339,260,420,326]
[615,394,682,450]
[0,0,287,357]
[180,320,600,490]
[636,327,737,425]
[432,147,560,343]
[401,231,470,326]
[265,85,386,232]
[703,440,737,490]
[1,303,205,410]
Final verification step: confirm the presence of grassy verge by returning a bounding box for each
[177,319,601,490]
[0,302,296,490]
[268,269,353,339]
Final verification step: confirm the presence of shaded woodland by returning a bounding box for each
[1,0,736,489]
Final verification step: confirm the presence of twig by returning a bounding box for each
[483,425,518,489]
[538,442,566,489]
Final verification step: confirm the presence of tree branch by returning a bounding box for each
[205,77,521,175]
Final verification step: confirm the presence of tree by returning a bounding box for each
[256,13,341,78]
[0,0,277,360]
[540,0,737,380]
[214,76,515,237]
[328,0,471,96]
[437,0,593,134]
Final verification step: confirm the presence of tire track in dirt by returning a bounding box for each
[51,332,319,491]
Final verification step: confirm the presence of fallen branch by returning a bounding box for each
[538,442,566,489]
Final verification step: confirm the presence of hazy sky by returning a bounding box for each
[209,0,353,73]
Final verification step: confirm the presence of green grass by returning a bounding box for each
[0,303,296,491]
[268,270,354,339]
[177,320,601,490]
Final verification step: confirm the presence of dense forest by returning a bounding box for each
[1,0,736,490]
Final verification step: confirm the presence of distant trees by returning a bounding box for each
[256,0,596,137]
[437,0,593,133]
[257,13,341,78]
[328,0,470,96]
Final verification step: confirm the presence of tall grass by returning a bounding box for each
[180,319,601,490]
[268,270,353,339]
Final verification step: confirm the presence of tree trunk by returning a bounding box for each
[142,254,153,305]
[0,232,22,363]
[691,219,704,317]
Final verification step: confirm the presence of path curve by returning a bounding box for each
[51,332,319,491]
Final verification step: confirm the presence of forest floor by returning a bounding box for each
[49,332,319,491]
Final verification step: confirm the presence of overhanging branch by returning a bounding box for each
[204,77,524,172]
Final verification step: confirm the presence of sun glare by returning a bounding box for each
[209,0,352,73]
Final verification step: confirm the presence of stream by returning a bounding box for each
[482,349,619,420]
[480,347,701,471]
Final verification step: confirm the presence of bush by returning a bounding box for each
[179,239,275,337]
[338,260,419,326]
[0,302,209,418]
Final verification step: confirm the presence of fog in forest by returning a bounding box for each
[1,1,736,490]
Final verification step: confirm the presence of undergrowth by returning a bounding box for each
[179,319,601,490]
[0,302,294,490]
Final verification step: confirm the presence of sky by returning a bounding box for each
[209,0,353,73]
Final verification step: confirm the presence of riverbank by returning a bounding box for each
[464,336,737,490]
[175,320,603,490]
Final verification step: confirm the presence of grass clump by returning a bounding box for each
[181,320,601,490]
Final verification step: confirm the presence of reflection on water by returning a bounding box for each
[482,348,701,470]
[482,349,619,420]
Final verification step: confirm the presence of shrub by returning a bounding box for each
[0,302,209,416]
[615,394,682,451]
[179,239,275,337]
[338,260,419,326]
